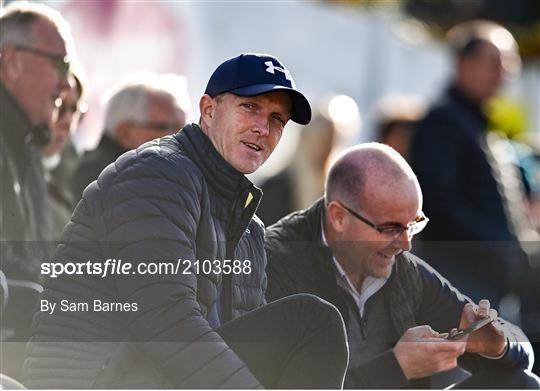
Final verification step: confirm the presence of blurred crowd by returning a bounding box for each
[1,0,540,387]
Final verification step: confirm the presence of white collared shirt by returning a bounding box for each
[321,218,387,317]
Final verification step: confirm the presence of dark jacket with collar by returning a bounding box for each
[265,199,533,389]
[71,134,128,203]
[0,82,54,281]
[411,85,513,243]
[409,85,528,303]
[22,124,267,388]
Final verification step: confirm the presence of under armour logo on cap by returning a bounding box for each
[264,61,292,81]
[204,53,311,125]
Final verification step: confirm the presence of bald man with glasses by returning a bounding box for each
[265,143,539,389]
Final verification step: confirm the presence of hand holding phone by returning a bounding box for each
[445,313,495,340]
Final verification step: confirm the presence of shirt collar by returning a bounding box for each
[321,215,388,316]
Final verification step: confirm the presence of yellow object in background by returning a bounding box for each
[486,96,528,139]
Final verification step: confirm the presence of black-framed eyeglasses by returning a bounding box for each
[14,45,70,76]
[335,200,429,239]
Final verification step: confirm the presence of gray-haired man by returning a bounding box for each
[71,73,190,200]
[0,1,73,281]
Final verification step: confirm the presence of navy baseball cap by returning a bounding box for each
[204,53,311,125]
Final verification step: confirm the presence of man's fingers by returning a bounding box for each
[417,325,437,336]
[436,357,459,373]
[428,350,463,372]
[421,337,451,344]
[478,299,490,317]
[465,300,495,323]
[464,303,477,323]
[406,325,439,340]
[492,320,504,332]
[423,339,467,354]
[395,333,466,380]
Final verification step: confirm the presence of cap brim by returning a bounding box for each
[230,84,311,125]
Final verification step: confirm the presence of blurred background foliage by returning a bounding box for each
[325,0,540,58]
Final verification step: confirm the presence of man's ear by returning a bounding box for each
[327,201,347,233]
[0,47,23,80]
[199,94,216,129]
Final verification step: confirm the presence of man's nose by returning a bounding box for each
[252,114,270,136]
[393,229,412,252]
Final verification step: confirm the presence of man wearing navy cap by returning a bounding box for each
[22,53,348,389]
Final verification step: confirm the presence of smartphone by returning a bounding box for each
[445,315,494,340]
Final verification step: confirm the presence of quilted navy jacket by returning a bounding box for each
[22,124,267,388]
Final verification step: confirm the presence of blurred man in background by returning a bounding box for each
[0,1,73,281]
[71,72,190,201]
[0,1,75,383]
[410,20,529,309]
[42,66,88,238]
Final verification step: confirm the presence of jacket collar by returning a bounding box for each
[0,82,52,149]
[447,84,488,128]
[174,124,262,247]
[287,198,352,320]
[0,82,33,153]
[175,124,263,324]
[299,198,338,270]
[302,198,416,331]
[306,199,330,241]
[98,133,129,158]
